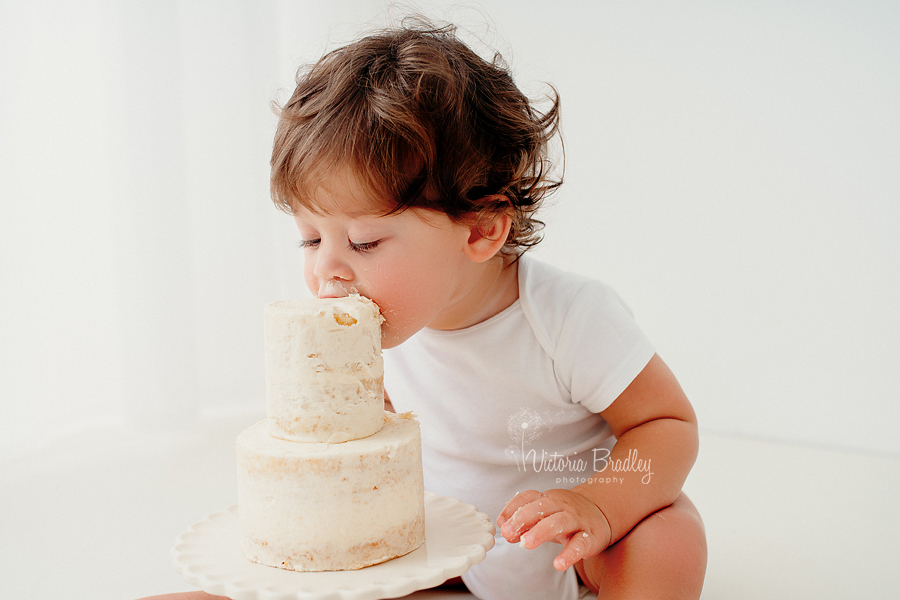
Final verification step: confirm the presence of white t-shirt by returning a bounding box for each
[383,256,656,600]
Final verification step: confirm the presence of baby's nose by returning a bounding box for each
[312,249,354,296]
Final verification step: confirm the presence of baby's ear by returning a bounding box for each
[464,203,513,263]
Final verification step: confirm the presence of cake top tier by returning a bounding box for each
[264,295,385,444]
[266,294,384,342]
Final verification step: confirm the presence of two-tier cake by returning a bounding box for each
[236,295,425,571]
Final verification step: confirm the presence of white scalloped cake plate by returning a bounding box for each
[172,491,495,600]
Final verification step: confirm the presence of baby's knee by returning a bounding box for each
[577,494,707,598]
[633,494,707,594]
[642,494,706,567]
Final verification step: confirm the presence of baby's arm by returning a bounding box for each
[497,353,698,571]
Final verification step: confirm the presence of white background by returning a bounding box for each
[2,0,898,461]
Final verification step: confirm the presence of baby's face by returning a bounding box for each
[293,168,476,348]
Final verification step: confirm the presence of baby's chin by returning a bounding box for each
[380,322,417,349]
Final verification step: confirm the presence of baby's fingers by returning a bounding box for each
[497,490,544,535]
[518,510,578,549]
[553,529,606,572]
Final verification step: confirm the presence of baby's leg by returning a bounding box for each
[574,493,707,600]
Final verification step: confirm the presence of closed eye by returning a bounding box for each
[349,239,382,252]
[297,239,320,249]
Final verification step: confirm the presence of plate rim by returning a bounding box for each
[171,491,495,600]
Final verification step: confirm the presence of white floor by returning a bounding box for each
[1,413,898,600]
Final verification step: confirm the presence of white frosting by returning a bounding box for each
[264,295,385,443]
[237,412,425,571]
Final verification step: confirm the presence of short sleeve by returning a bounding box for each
[553,280,656,413]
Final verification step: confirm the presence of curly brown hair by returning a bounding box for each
[270,18,562,254]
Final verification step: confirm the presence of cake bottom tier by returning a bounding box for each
[236,412,425,571]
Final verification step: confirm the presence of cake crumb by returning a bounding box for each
[334,312,357,326]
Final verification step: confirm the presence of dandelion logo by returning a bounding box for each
[508,407,545,443]
[505,408,547,470]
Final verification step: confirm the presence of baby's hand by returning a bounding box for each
[497,489,611,572]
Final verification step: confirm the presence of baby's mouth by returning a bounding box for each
[316,280,351,299]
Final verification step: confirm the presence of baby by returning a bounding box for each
[267,18,707,600]
[265,18,707,600]
[148,17,706,600]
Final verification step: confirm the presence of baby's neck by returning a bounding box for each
[431,255,519,331]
